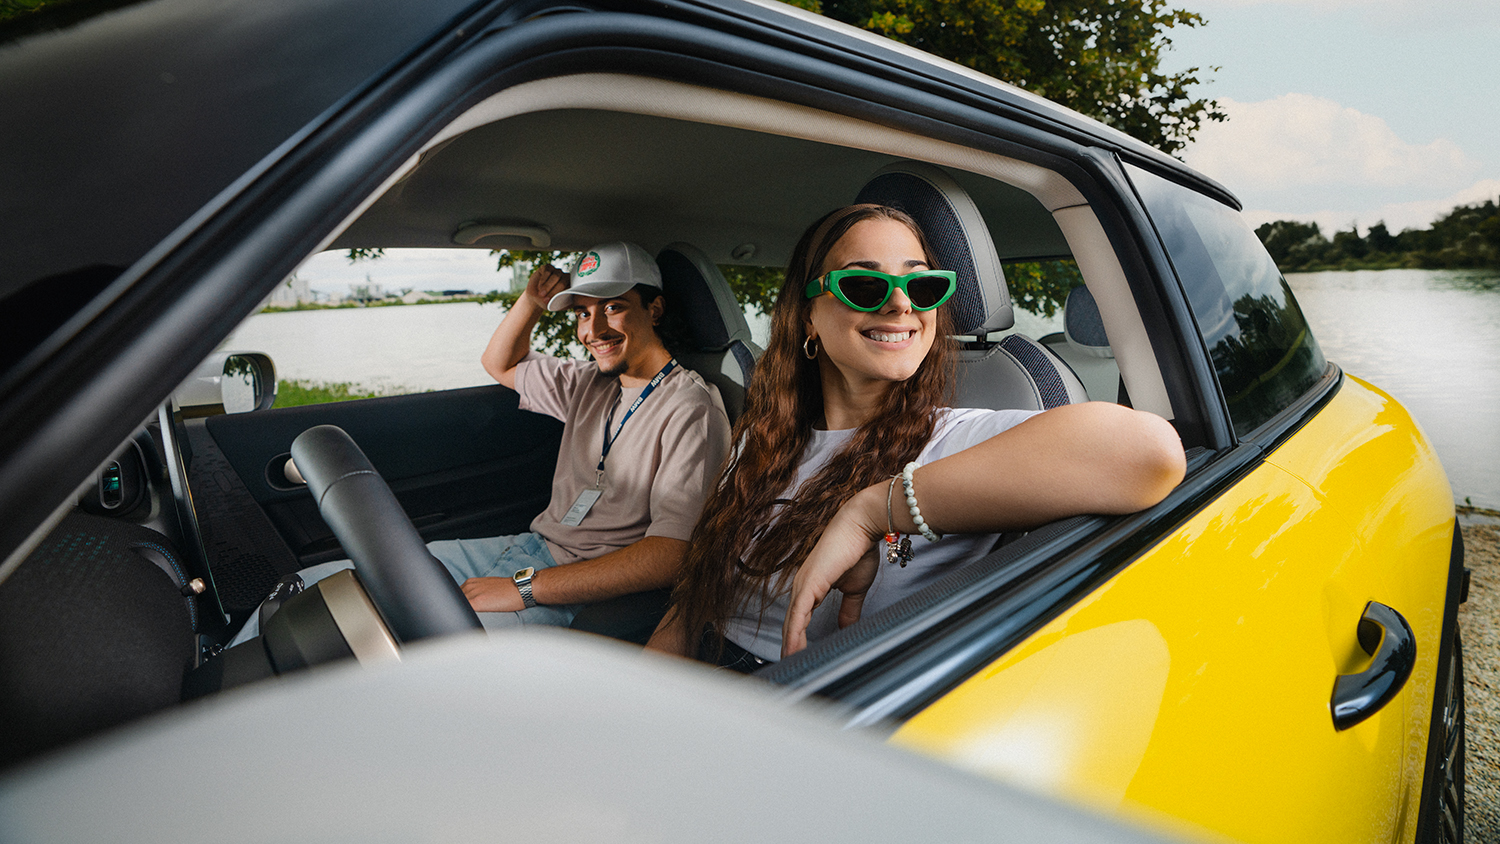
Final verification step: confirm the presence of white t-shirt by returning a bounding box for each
[722,406,1038,661]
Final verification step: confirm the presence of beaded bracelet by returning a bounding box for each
[901,461,942,543]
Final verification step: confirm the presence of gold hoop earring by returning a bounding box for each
[803,336,819,360]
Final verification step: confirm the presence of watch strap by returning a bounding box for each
[513,567,538,609]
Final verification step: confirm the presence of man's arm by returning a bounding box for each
[480,264,567,389]
[461,536,687,612]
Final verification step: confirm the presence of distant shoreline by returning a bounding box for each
[261,295,497,313]
[1283,260,1500,274]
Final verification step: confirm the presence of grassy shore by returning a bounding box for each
[273,379,399,408]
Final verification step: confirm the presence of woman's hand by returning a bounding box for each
[782,483,888,657]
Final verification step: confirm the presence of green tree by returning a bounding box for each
[1365,221,1396,255]
[1004,259,1085,317]
[791,0,1224,155]
[1254,220,1324,269]
[1330,226,1368,262]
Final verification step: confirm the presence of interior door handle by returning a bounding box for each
[1330,601,1416,730]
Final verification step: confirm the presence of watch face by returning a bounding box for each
[513,567,535,583]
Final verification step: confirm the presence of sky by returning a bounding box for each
[1166,0,1500,235]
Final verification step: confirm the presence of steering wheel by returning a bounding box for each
[289,425,481,643]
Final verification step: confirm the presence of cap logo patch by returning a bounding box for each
[577,252,602,276]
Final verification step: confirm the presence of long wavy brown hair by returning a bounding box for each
[671,204,957,658]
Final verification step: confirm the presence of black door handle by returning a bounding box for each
[1330,601,1416,730]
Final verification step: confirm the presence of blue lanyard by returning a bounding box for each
[598,359,678,478]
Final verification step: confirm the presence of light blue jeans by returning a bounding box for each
[230,532,576,646]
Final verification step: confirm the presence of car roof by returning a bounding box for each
[0,0,1233,305]
[0,0,489,302]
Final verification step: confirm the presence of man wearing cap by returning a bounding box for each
[455,240,731,628]
[231,241,730,643]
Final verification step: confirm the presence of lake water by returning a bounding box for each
[1286,269,1500,510]
[222,268,1500,509]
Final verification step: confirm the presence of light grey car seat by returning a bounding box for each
[1039,284,1124,403]
[854,162,1086,410]
[655,242,763,422]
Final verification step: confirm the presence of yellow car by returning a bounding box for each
[0,0,1463,841]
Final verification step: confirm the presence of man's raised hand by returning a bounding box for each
[524,263,568,309]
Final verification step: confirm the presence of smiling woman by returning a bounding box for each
[647,204,1184,666]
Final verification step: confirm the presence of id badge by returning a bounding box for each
[560,488,603,526]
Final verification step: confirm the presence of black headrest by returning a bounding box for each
[855,162,1014,334]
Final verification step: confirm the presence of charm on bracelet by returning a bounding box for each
[885,474,914,567]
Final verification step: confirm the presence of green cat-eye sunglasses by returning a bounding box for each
[804,268,957,312]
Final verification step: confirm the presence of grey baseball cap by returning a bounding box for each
[545,241,663,311]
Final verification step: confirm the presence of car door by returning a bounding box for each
[178,386,561,619]
[888,164,1455,843]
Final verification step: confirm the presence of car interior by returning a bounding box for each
[0,72,1192,768]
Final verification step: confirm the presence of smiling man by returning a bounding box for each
[232,242,731,642]
[456,241,732,629]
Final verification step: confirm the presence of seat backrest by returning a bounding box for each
[655,242,762,421]
[854,162,1085,411]
[0,511,195,768]
[1036,284,1122,403]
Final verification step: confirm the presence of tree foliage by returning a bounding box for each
[1255,199,1500,272]
[1002,259,1085,317]
[789,0,1224,155]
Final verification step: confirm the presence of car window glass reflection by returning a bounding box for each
[1128,164,1327,436]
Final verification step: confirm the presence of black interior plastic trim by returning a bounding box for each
[180,636,277,700]
[207,387,560,565]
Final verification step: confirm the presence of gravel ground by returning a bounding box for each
[1461,518,1500,842]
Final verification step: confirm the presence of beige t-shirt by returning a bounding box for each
[515,353,731,565]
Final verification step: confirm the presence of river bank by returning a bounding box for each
[1460,516,1500,840]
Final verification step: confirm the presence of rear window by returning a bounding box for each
[1127,165,1326,436]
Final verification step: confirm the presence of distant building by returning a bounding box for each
[508,260,532,293]
[267,274,312,307]
[348,281,384,302]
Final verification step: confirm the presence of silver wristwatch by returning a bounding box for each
[512,566,538,609]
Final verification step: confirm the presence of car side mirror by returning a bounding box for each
[175,351,277,416]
